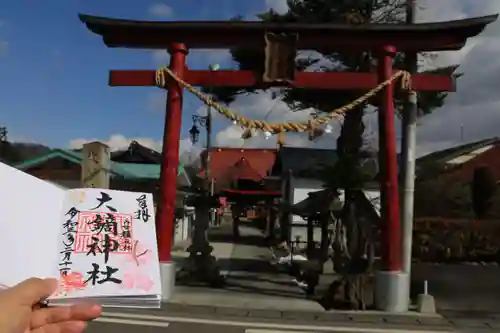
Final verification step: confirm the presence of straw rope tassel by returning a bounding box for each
[277,128,285,148]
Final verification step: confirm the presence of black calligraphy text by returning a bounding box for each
[59,207,80,276]
[134,194,151,223]
[84,263,122,285]
[90,191,117,212]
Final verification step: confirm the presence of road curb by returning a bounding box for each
[100,311,457,333]
[105,302,454,330]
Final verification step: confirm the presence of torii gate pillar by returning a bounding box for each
[374,45,408,312]
[156,42,187,299]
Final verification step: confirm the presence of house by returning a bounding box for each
[197,147,279,219]
[14,148,193,190]
[14,142,194,245]
[414,137,500,218]
[416,137,500,183]
[110,141,162,165]
[200,147,277,191]
[271,147,381,245]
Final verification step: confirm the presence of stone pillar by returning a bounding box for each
[81,141,110,189]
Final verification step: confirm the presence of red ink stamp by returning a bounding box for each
[53,272,87,297]
[74,211,133,254]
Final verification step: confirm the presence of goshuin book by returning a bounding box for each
[0,161,162,308]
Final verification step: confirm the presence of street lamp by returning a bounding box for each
[189,118,204,144]
[189,124,200,144]
[190,63,218,189]
[177,64,224,287]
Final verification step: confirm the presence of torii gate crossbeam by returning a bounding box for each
[108,69,455,91]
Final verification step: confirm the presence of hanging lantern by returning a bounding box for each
[189,124,200,144]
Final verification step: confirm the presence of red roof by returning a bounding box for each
[202,148,277,182]
[221,189,282,196]
[226,157,263,182]
[448,143,500,183]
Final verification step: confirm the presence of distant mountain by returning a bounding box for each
[0,142,51,164]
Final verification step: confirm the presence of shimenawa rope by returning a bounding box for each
[155,67,411,142]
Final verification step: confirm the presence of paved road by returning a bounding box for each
[85,309,481,333]
[411,263,500,312]
[89,318,444,333]
[89,321,452,333]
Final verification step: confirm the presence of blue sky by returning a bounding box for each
[2,0,500,157]
[0,0,270,148]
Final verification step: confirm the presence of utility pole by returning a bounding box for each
[205,81,212,189]
[0,126,7,161]
[180,64,223,286]
[400,0,417,306]
[204,67,215,226]
[0,126,7,143]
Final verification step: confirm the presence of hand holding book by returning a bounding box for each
[0,278,101,333]
[0,161,162,308]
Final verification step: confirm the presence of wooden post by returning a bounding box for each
[375,45,405,312]
[280,169,293,244]
[267,199,277,242]
[156,43,188,262]
[377,45,401,273]
[81,141,110,188]
[306,216,314,259]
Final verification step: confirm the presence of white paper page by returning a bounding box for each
[51,189,161,299]
[0,162,64,287]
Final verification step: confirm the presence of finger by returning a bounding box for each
[6,278,58,305]
[31,304,102,328]
[31,321,87,333]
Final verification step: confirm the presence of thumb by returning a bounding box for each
[6,278,58,305]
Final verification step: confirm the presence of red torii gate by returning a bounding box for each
[79,13,496,310]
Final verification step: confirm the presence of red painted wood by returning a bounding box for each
[221,189,282,196]
[109,70,455,92]
[156,43,187,262]
[103,31,467,52]
[80,13,497,52]
[378,45,402,272]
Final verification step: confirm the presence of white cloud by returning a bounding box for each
[412,0,500,156]
[69,134,163,152]
[212,90,342,149]
[68,134,198,159]
[193,49,231,67]
[148,3,173,18]
[265,0,289,14]
[211,1,500,157]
